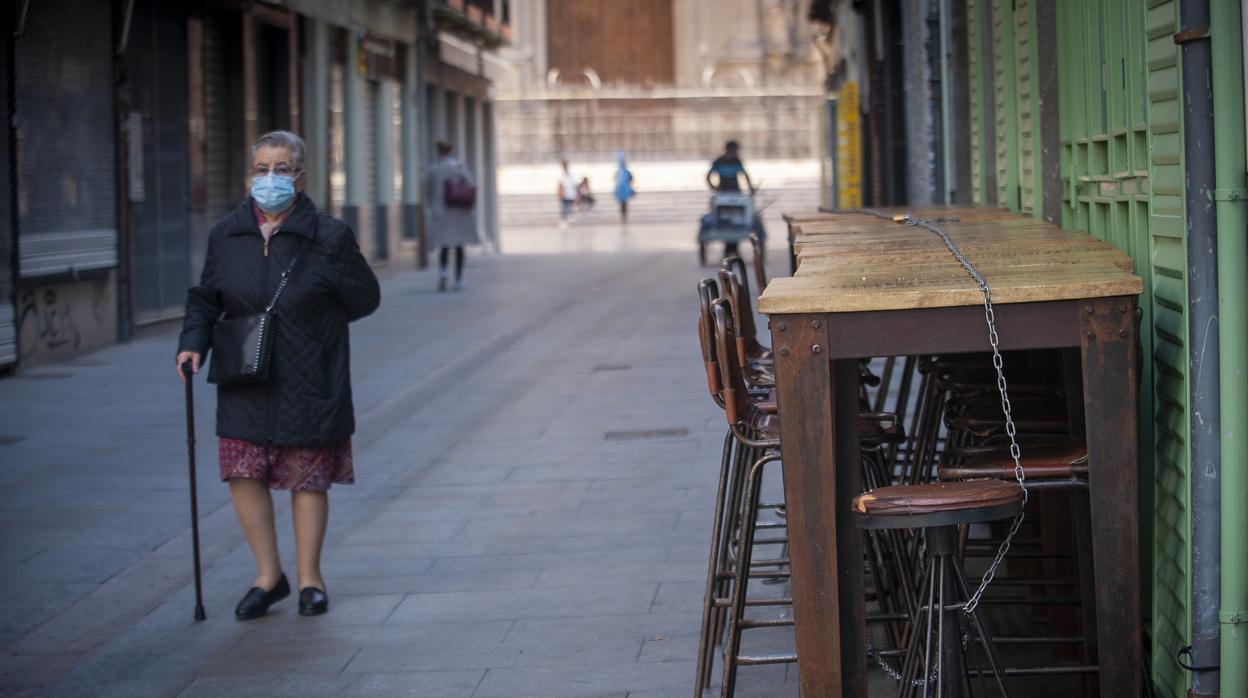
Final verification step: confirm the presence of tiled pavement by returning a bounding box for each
[0,221,811,697]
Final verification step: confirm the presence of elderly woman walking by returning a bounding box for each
[425,141,480,291]
[175,130,380,620]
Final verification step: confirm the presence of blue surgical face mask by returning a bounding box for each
[251,174,297,213]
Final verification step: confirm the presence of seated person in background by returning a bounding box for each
[576,177,596,212]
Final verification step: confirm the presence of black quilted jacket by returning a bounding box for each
[178,196,381,447]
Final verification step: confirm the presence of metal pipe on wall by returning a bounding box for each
[1178,0,1221,694]
[1211,1,1248,694]
[938,0,953,204]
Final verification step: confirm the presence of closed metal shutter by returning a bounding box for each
[1142,2,1187,694]
[1057,0,1181,691]
[361,79,381,260]
[0,24,15,366]
[13,0,117,278]
[202,14,236,225]
[127,0,191,324]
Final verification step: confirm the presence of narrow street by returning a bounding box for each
[0,216,802,697]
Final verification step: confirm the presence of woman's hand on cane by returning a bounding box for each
[177,351,202,382]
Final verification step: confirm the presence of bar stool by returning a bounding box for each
[699,298,793,696]
[932,356,1101,685]
[716,264,773,388]
[938,443,1101,685]
[853,480,1022,697]
[694,284,791,694]
[704,297,915,697]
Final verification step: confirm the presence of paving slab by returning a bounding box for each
[0,225,820,696]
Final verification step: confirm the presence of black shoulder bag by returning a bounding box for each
[208,240,306,387]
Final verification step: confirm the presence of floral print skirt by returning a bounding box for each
[218,438,354,492]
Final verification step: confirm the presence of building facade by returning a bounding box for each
[820,1,1248,694]
[0,0,507,369]
[494,0,826,165]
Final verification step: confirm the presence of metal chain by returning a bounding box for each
[867,645,938,687]
[901,214,1028,616]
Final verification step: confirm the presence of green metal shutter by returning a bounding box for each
[1058,2,1177,692]
[1143,0,1189,693]
[1013,0,1039,216]
[991,0,1019,209]
[968,0,985,205]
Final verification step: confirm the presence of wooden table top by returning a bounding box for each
[761,209,1144,314]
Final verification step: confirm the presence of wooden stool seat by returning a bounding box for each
[940,440,1088,481]
[852,480,1023,529]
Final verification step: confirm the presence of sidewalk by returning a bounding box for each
[0,226,802,697]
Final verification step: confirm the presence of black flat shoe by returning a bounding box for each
[298,587,329,616]
[234,574,290,620]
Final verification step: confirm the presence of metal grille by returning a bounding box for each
[13,0,117,278]
[604,429,689,442]
[202,14,237,224]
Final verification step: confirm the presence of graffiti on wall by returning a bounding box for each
[15,277,115,364]
[17,288,81,360]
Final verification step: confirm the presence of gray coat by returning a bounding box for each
[425,156,480,249]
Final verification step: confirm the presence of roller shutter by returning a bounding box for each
[1057,0,1181,691]
[126,0,191,325]
[1142,3,1188,693]
[13,0,117,279]
[202,14,238,225]
[361,80,380,260]
[0,24,14,366]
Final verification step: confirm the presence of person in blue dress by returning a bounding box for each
[613,150,636,222]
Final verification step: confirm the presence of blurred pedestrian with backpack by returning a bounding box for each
[426,141,479,291]
[613,150,635,222]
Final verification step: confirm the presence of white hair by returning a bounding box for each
[251,130,306,172]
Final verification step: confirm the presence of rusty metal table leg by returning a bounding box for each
[1079,296,1143,696]
[771,315,865,697]
[833,356,867,692]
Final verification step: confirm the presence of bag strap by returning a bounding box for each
[264,238,308,312]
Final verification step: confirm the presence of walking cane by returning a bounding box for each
[182,360,207,621]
